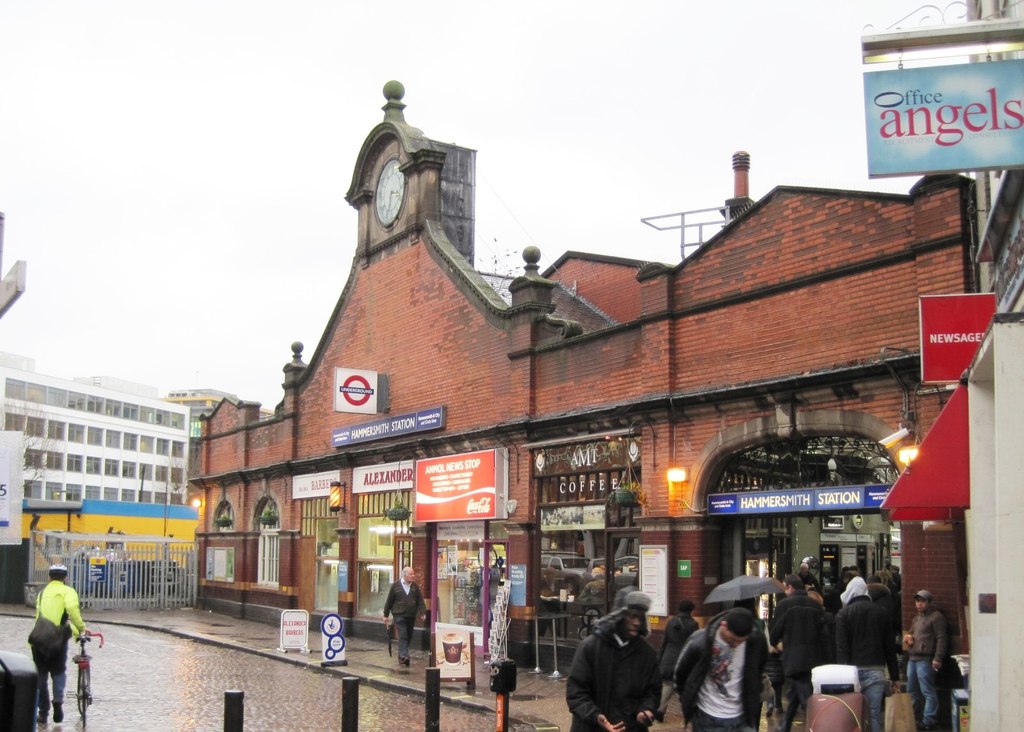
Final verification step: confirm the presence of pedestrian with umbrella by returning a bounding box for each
[704,575,785,605]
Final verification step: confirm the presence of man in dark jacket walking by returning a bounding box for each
[655,599,699,721]
[566,591,661,731]
[770,574,830,732]
[673,607,766,731]
[835,576,899,732]
[382,566,427,666]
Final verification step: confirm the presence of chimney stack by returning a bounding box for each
[725,151,753,220]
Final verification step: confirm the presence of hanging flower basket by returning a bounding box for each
[259,510,279,527]
[611,487,641,507]
[385,504,411,522]
[215,515,233,529]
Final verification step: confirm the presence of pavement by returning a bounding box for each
[1,604,812,731]
[0,603,621,731]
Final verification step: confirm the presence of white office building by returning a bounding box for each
[1,356,190,505]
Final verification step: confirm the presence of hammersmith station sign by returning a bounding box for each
[708,485,891,516]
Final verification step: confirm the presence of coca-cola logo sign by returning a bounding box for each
[415,449,507,522]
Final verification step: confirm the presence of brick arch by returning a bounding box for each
[690,408,898,508]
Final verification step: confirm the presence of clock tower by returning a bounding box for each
[346,81,476,265]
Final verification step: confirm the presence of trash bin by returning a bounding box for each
[0,651,39,731]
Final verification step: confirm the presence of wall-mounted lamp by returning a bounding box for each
[667,467,696,513]
[329,480,348,513]
[191,497,203,509]
[898,445,920,466]
[879,427,911,448]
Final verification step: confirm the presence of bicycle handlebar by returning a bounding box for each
[81,630,104,648]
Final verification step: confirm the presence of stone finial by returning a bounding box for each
[522,245,541,276]
[283,341,306,387]
[382,80,407,123]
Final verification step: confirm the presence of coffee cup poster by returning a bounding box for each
[434,623,475,682]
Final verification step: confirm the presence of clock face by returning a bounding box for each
[375,158,405,226]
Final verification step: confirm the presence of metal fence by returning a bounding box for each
[27,530,197,610]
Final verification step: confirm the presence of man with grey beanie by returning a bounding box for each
[567,591,661,731]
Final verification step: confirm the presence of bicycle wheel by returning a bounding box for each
[77,666,91,723]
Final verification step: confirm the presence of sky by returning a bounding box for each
[0,1,961,410]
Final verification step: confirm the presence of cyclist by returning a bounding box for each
[29,563,87,725]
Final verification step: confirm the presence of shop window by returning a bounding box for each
[256,496,280,586]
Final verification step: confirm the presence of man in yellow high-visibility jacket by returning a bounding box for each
[30,563,87,725]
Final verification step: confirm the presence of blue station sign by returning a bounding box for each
[331,406,446,447]
[708,484,891,516]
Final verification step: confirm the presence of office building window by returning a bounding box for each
[156,438,170,456]
[123,432,138,450]
[68,424,85,443]
[140,490,152,503]
[26,417,45,437]
[120,489,135,502]
[87,427,103,445]
[25,480,42,499]
[86,457,101,475]
[47,420,66,440]
[139,435,153,453]
[4,378,26,399]
[66,454,83,472]
[155,465,168,482]
[103,487,117,501]
[65,484,82,501]
[46,452,64,470]
[122,462,136,478]
[139,463,152,480]
[104,459,119,477]
[46,482,63,500]
[4,413,25,431]
[86,394,103,413]
[172,440,185,458]
[171,467,184,484]
[105,430,121,448]
[46,387,67,407]
[25,449,43,469]
[104,399,122,418]
[85,485,101,500]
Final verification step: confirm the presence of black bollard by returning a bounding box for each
[224,689,244,732]
[341,676,359,732]
[425,667,441,732]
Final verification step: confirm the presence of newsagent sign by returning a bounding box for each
[415,448,508,522]
[919,293,996,383]
[863,59,1024,178]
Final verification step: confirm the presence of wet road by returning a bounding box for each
[1,616,504,731]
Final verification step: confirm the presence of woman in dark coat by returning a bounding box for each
[656,599,699,720]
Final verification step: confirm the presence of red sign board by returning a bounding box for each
[414,449,506,522]
[919,294,996,383]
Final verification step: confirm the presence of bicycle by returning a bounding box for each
[71,630,104,725]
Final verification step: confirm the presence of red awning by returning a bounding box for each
[882,384,969,521]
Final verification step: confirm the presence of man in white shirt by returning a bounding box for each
[674,608,767,731]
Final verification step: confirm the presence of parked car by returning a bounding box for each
[540,552,589,596]
[583,555,639,589]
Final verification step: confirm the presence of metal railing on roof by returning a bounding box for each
[640,205,733,260]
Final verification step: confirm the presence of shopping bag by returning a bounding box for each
[884,691,916,732]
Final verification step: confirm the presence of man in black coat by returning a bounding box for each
[673,607,767,731]
[770,574,830,732]
[835,576,899,732]
[655,599,699,721]
[566,591,661,731]
[382,566,427,666]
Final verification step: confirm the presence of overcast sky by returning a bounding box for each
[0,1,958,409]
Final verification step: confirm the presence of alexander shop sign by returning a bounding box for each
[414,448,508,522]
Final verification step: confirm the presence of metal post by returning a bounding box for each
[548,617,562,679]
[223,690,244,732]
[341,677,359,732]
[496,691,510,732]
[425,667,441,732]
[530,617,543,674]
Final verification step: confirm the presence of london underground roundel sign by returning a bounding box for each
[333,368,380,414]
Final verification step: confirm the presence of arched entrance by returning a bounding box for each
[694,411,903,611]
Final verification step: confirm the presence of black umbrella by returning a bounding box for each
[704,575,785,604]
[385,620,393,656]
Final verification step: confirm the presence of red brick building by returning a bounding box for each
[194,82,973,665]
